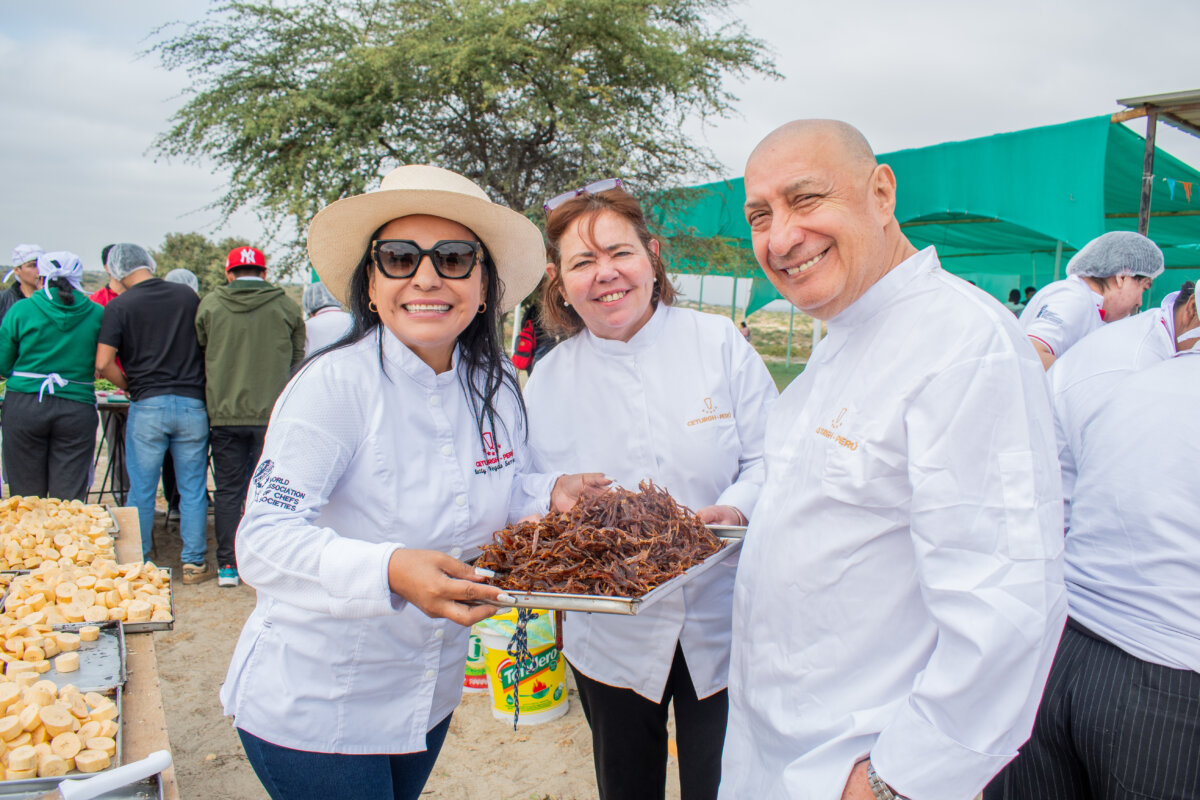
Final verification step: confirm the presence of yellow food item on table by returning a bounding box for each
[5,743,35,771]
[53,653,79,674]
[5,767,34,779]
[0,497,115,570]
[36,752,68,777]
[55,632,80,652]
[84,736,115,757]
[73,748,109,773]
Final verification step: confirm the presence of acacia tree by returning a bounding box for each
[151,0,775,273]
[152,232,256,295]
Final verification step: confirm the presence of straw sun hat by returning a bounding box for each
[307,165,546,314]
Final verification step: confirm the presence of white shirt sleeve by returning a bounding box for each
[871,352,1068,799]
[1021,285,1095,357]
[713,336,776,516]
[235,374,403,619]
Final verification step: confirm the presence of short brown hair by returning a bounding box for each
[539,187,676,338]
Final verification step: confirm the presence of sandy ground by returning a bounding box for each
[145,510,682,800]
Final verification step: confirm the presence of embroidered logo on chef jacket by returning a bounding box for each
[251,459,308,510]
[474,431,515,475]
[686,396,732,427]
[1035,306,1064,326]
[815,408,859,451]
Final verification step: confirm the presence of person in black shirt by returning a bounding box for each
[95,244,213,584]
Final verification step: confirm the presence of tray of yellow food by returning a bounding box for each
[0,679,122,784]
[0,617,125,694]
[0,497,116,571]
[2,563,173,634]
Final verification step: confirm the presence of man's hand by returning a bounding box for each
[94,344,127,390]
[841,759,876,800]
[386,549,505,627]
[550,472,611,512]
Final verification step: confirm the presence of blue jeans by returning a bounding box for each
[238,716,452,800]
[125,395,209,564]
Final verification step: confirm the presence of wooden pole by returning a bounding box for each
[1139,110,1158,236]
[730,276,737,320]
[697,275,704,312]
[1053,241,1063,281]
[785,306,795,368]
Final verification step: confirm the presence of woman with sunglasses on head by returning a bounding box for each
[220,165,606,800]
[524,180,778,800]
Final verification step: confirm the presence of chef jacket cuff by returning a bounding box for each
[715,482,759,521]
[871,702,1014,800]
[318,539,407,618]
[510,471,557,520]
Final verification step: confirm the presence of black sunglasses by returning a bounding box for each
[371,239,481,280]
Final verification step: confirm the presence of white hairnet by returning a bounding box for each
[37,251,85,297]
[164,268,200,293]
[303,281,342,315]
[105,243,156,280]
[1066,231,1164,279]
[10,244,43,269]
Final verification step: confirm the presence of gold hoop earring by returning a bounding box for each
[368,300,378,313]
[478,301,487,314]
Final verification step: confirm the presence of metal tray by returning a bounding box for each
[119,569,174,634]
[48,621,127,692]
[101,505,121,536]
[493,534,744,615]
[0,685,124,791]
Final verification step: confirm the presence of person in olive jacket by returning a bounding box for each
[195,247,304,588]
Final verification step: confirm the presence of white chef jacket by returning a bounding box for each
[1065,351,1200,672]
[1019,274,1105,358]
[1048,292,1178,516]
[220,329,556,754]
[304,308,353,355]
[524,304,777,701]
[721,248,1068,800]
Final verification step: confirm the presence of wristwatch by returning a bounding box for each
[866,761,899,800]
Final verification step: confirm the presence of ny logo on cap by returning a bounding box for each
[240,248,257,264]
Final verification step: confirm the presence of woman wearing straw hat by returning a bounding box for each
[220,165,606,800]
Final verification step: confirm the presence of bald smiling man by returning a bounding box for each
[718,121,1068,800]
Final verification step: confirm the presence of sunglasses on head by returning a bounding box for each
[543,177,624,213]
[371,239,481,280]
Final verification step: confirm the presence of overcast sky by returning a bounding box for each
[3,0,1198,272]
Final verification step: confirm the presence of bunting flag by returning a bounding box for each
[1159,176,1200,202]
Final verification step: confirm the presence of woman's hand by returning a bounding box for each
[695,505,747,526]
[550,472,611,512]
[387,549,506,626]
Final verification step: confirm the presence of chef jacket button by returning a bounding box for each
[424,669,436,680]
[450,547,462,558]
[434,628,444,639]
[455,495,466,507]
[441,444,452,456]
[429,395,441,407]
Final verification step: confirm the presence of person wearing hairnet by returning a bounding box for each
[164,268,200,294]
[0,244,45,324]
[0,252,103,500]
[985,342,1200,799]
[1020,231,1164,369]
[95,244,212,582]
[1048,280,1199,521]
[301,281,351,356]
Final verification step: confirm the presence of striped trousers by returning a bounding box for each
[985,619,1200,800]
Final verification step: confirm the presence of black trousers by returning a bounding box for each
[985,619,1200,800]
[210,425,266,568]
[571,644,727,800]
[1,390,98,502]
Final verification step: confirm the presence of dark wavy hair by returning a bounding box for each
[47,277,76,306]
[300,222,524,446]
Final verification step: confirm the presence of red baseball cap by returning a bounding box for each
[225,246,267,272]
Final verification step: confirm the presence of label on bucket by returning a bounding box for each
[464,631,487,692]
[483,641,567,723]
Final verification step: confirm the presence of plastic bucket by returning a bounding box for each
[476,608,568,725]
[463,629,487,693]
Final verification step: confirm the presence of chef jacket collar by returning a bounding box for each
[581,300,670,356]
[1160,291,1180,342]
[828,246,938,332]
[378,325,462,389]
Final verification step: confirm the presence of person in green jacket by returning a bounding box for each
[195,246,304,587]
[0,252,103,501]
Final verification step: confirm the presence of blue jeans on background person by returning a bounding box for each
[237,716,452,800]
[125,395,209,564]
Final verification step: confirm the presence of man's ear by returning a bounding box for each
[870,164,898,220]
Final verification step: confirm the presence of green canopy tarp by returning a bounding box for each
[651,116,1200,314]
